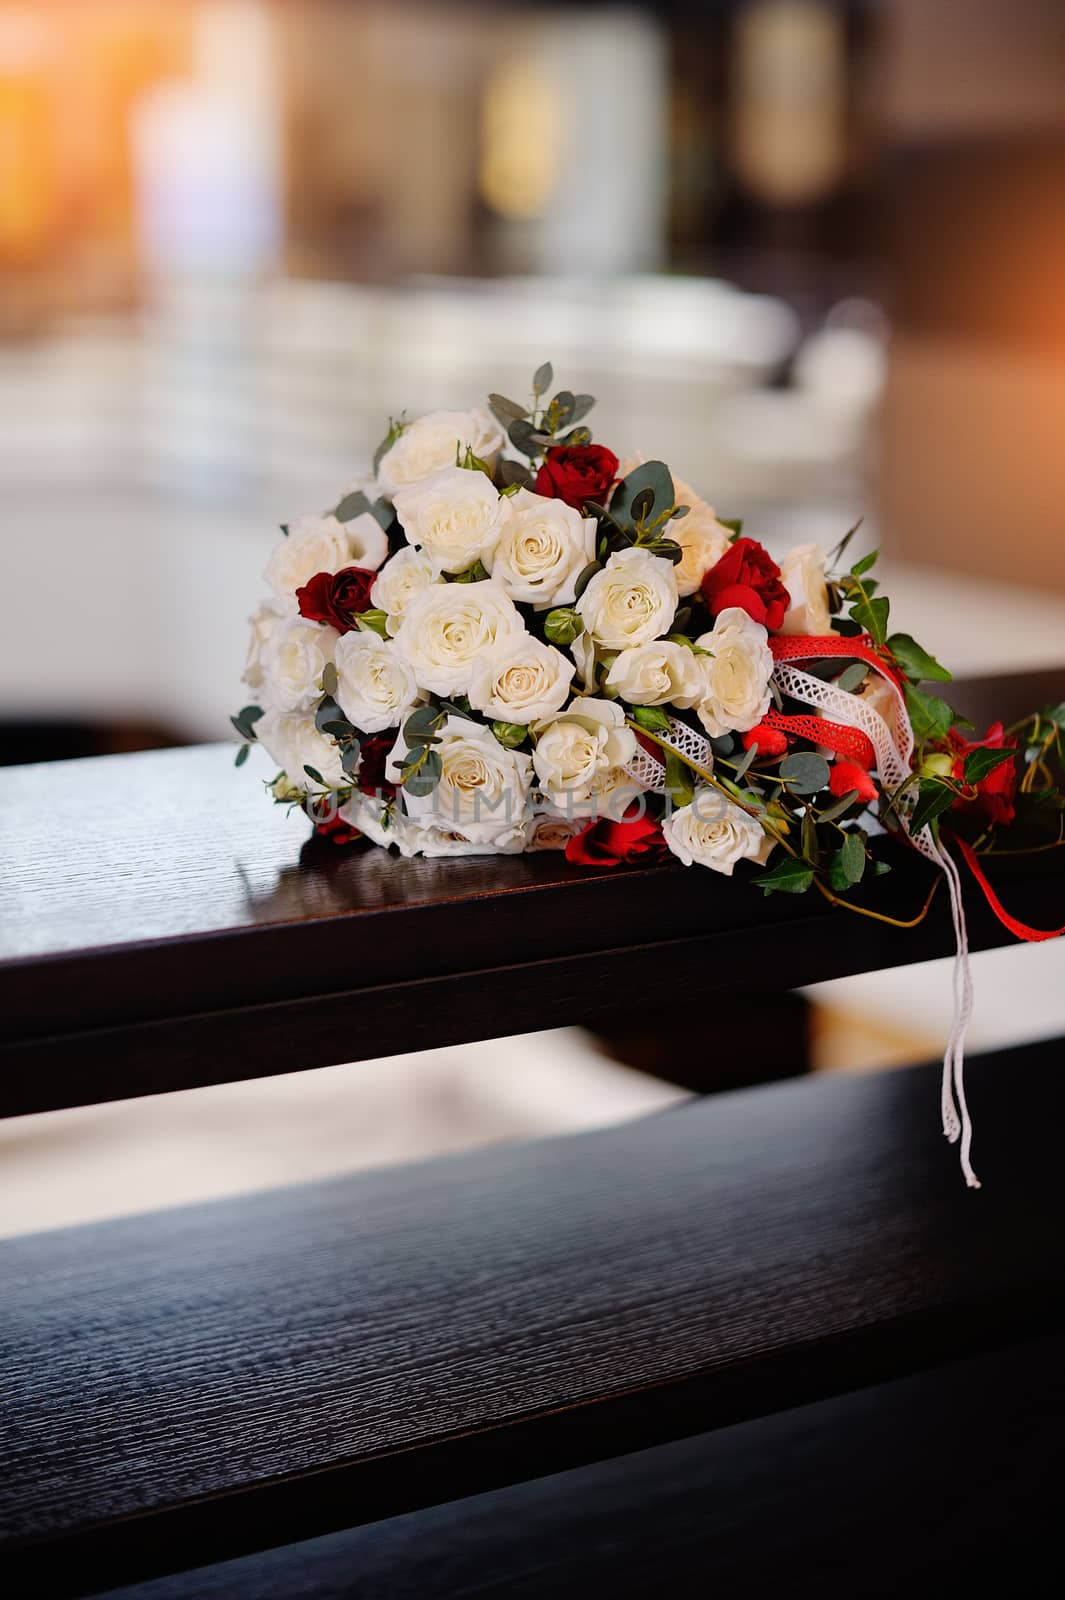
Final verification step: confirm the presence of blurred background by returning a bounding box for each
[2,0,1064,1231]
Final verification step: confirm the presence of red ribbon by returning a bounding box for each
[953,835,1065,943]
[762,708,877,770]
[769,632,905,690]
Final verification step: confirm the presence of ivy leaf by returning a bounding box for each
[753,857,814,896]
[850,593,890,646]
[850,549,879,578]
[780,752,830,794]
[888,632,952,683]
[904,682,955,743]
[964,746,1016,785]
[909,776,958,834]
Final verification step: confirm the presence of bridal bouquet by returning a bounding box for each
[235,365,1064,1183]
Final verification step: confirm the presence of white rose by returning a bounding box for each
[486,488,596,606]
[662,794,775,876]
[264,515,357,601]
[371,546,438,635]
[386,715,532,846]
[468,635,574,724]
[339,510,389,572]
[669,477,732,599]
[392,467,511,576]
[377,408,504,495]
[532,697,638,815]
[256,708,347,790]
[780,543,831,635]
[260,615,337,713]
[605,639,703,708]
[576,548,677,650]
[695,606,773,737]
[343,793,520,857]
[524,812,585,851]
[242,599,285,692]
[392,578,524,696]
[334,630,420,734]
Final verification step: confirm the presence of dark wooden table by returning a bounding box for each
[1,667,1063,1597]
[2,669,1063,1118]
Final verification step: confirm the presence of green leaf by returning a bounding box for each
[315,696,343,734]
[630,705,672,733]
[234,742,250,768]
[904,682,955,744]
[544,607,584,646]
[334,489,370,523]
[403,748,442,797]
[303,765,325,786]
[850,593,890,646]
[888,632,952,683]
[611,461,675,526]
[753,857,814,896]
[630,485,655,524]
[780,752,830,794]
[649,537,682,565]
[230,704,264,741]
[836,663,868,694]
[573,561,600,600]
[559,425,592,448]
[321,663,338,697]
[850,549,879,578]
[532,361,553,396]
[404,704,446,743]
[964,746,1015,785]
[548,389,576,428]
[731,742,758,783]
[487,393,528,427]
[372,416,405,473]
[569,394,596,424]
[508,418,549,459]
[355,608,389,638]
[491,721,527,749]
[839,830,866,885]
[498,458,535,490]
[341,741,362,776]
[816,788,860,823]
[1043,702,1065,729]
[448,559,490,584]
[665,749,694,806]
[909,776,958,834]
[717,517,743,539]
[710,734,736,758]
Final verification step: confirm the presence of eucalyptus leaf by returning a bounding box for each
[817,788,860,823]
[333,490,370,523]
[321,663,338,697]
[487,393,528,426]
[559,426,592,448]
[404,704,446,743]
[839,831,866,885]
[234,743,250,768]
[573,561,601,600]
[303,765,325,786]
[499,458,535,490]
[532,361,553,395]
[837,663,868,694]
[403,748,442,797]
[569,394,596,424]
[731,742,758,783]
[780,752,830,794]
[611,461,675,526]
[341,741,362,776]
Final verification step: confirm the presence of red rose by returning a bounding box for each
[535,444,618,509]
[701,537,790,631]
[356,732,397,798]
[741,721,789,759]
[565,806,668,869]
[308,797,361,846]
[296,567,377,633]
[829,758,878,804]
[947,721,1017,826]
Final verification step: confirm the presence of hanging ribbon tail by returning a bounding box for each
[952,835,1065,943]
[767,632,981,1186]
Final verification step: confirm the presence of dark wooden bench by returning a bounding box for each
[1,667,1063,1596]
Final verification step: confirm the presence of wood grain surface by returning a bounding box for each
[2,669,1062,1116]
[3,1043,1064,1594]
